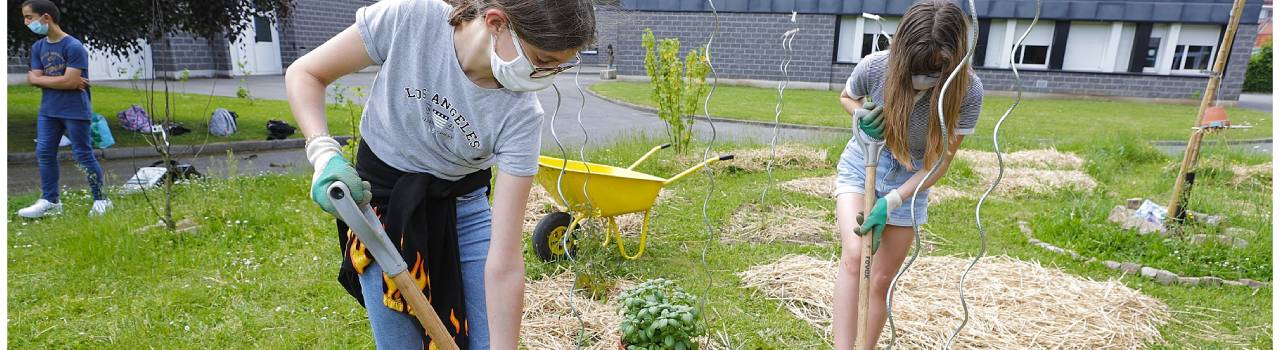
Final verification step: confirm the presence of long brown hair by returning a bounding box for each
[445,0,596,52]
[882,0,970,170]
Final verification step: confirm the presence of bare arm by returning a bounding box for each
[893,135,965,201]
[285,25,374,140]
[839,87,864,116]
[28,68,88,90]
[486,170,531,350]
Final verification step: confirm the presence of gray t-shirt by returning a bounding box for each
[846,51,983,159]
[356,0,544,180]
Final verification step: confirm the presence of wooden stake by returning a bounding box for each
[1167,0,1247,221]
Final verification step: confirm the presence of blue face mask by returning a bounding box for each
[28,19,48,36]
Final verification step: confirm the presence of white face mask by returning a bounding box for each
[911,74,940,90]
[489,28,556,92]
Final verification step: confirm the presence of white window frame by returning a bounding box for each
[1004,19,1055,70]
[835,15,899,64]
[1144,24,1171,74]
[1168,24,1220,76]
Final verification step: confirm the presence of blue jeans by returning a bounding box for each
[37,115,104,202]
[358,187,492,349]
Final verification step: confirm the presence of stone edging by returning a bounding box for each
[582,85,846,134]
[1017,221,1269,289]
[8,136,354,165]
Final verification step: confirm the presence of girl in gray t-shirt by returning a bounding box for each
[284,0,595,348]
[830,1,985,348]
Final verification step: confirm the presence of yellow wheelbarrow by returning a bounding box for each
[531,143,733,261]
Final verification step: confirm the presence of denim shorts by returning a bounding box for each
[834,134,931,226]
[358,187,492,349]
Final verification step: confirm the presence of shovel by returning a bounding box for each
[328,182,461,350]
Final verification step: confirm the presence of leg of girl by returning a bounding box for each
[834,194,915,350]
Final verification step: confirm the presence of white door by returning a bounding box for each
[87,39,154,81]
[229,15,282,76]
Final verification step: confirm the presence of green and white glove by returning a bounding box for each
[306,136,371,216]
[855,102,885,140]
[857,189,902,253]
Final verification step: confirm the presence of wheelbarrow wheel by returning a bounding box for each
[532,212,579,262]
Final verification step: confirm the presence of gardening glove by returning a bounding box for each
[857,189,902,253]
[306,136,371,216]
[855,102,885,140]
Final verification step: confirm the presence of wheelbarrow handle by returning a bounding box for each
[628,143,675,170]
[664,154,735,185]
[328,182,461,350]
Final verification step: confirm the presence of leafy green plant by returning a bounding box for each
[235,56,255,104]
[327,83,367,162]
[617,278,704,350]
[642,28,710,154]
[1244,42,1271,93]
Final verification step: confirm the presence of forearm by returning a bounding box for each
[895,136,965,200]
[839,89,863,115]
[485,172,532,349]
[28,74,72,90]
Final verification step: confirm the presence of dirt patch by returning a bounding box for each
[738,254,1169,349]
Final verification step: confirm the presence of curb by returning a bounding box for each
[1017,221,1269,289]
[583,86,847,134]
[1151,138,1273,146]
[9,136,354,165]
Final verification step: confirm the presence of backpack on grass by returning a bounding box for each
[209,108,238,136]
[117,104,152,132]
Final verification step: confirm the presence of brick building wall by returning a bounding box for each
[278,0,377,67]
[151,33,234,78]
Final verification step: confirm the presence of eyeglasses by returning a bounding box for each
[530,58,578,79]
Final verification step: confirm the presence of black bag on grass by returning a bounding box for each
[266,120,296,140]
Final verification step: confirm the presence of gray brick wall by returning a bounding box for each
[611,10,1258,101]
[151,32,233,78]
[613,11,840,84]
[278,0,377,68]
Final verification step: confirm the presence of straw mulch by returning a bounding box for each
[956,148,1085,170]
[737,254,1169,349]
[522,272,629,350]
[972,167,1098,195]
[522,272,729,350]
[724,203,833,244]
[958,148,1097,196]
[778,175,965,205]
[705,144,831,172]
[1229,162,1271,185]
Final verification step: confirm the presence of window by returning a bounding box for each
[1143,37,1162,68]
[861,34,890,56]
[1168,24,1221,74]
[1171,45,1214,71]
[1014,45,1050,65]
[254,16,272,43]
[834,15,899,63]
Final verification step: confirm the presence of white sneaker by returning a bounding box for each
[18,199,64,219]
[89,199,114,216]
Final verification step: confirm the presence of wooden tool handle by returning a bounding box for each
[854,165,878,350]
[390,271,461,350]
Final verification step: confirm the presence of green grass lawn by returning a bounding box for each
[590,81,1274,147]
[7,85,360,152]
[9,132,1270,348]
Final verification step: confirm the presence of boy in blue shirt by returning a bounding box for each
[18,0,111,218]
